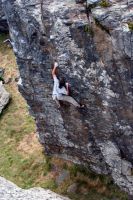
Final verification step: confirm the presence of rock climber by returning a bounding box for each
[52,61,84,108]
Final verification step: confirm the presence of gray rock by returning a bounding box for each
[56,170,70,186]
[75,0,86,4]
[87,0,100,6]
[0,176,70,200]
[0,67,4,77]
[5,77,12,84]
[67,183,77,193]
[2,0,133,196]
[0,1,8,33]
[0,81,10,114]
[121,160,132,176]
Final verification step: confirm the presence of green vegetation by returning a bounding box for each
[99,0,111,7]
[0,33,55,190]
[62,164,128,200]
[0,33,128,199]
[84,25,94,37]
[128,22,133,31]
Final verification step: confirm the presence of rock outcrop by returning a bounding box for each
[0,177,70,200]
[2,0,133,196]
[0,81,10,114]
[0,2,8,33]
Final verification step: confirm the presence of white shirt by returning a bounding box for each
[52,75,67,100]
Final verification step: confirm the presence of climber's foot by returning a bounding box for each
[79,104,85,109]
[80,104,85,108]
[58,104,61,108]
[78,104,87,114]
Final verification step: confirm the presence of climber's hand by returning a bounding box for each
[54,62,58,68]
[52,62,58,77]
[66,82,69,96]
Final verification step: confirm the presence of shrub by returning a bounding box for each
[45,156,52,172]
[128,22,133,31]
[84,25,94,36]
[99,0,111,7]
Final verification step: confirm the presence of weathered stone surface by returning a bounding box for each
[56,170,70,186]
[67,183,77,193]
[91,0,133,59]
[2,0,133,196]
[0,1,8,33]
[87,0,100,6]
[0,81,10,113]
[0,67,4,77]
[0,176,70,200]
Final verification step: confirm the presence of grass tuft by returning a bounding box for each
[84,25,94,36]
[128,22,133,31]
[99,0,111,7]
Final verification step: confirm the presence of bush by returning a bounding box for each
[45,156,52,172]
[69,164,91,177]
[128,22,133,31]
[84,25,94,36]
[99,0,111,7]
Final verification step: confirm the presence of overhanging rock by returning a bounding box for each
[2,0,133,196]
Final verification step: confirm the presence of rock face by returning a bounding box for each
[0,177,70,200]
[0,81,10,114]
[0,2,8,33]
[2,0,133,195]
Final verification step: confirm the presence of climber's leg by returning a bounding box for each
[52,94,61,108]
[58,95,80,107]
[55,98,61,108]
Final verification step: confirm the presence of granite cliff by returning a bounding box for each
[2,0,133,196]
[0,2,8,33]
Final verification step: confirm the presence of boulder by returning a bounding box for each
[0,176,70,200]
[67,183,78,193]
[56,170,70,186]
[0,81,10,114]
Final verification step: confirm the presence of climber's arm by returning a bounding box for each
[52,62,58,78]
[66,82,69,96]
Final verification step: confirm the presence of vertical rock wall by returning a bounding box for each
[0,2,8,33]
[2,0,133,195]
